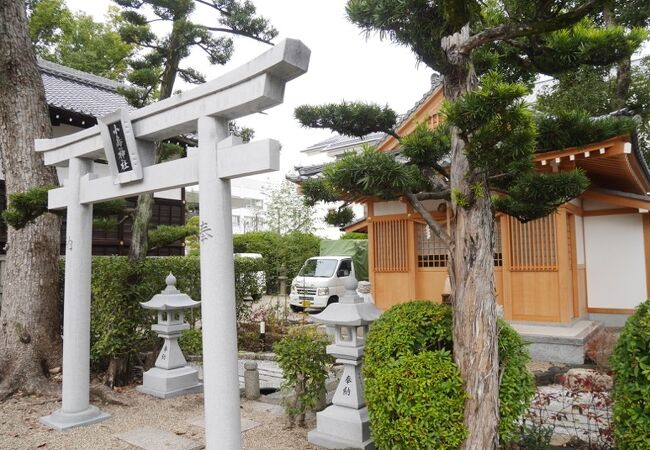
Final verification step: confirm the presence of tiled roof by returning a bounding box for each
[39,58,132,118]
[303,131,386,154]
[372,73,442,149]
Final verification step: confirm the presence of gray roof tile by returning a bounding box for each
[39,58,132,118]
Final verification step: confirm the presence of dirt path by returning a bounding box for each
[0,385,317,450]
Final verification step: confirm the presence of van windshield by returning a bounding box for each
[298,259,337,278]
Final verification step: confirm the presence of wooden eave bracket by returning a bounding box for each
[535,135,631,166]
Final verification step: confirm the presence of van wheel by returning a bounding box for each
[290,305,304,313]
[327,296,339,306]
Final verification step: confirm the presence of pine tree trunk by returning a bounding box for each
[128,23,183,263]
[443,26,501,450]
[0,0,63,398]
[128,192,153,262]
[603,5,631,110]
[615,57,631,110]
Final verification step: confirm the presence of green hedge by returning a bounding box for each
[364,301,534,448]
[612,300,650,449]
[365,350,467,450]
[274,327,334,426]
[233,231,321,294]
[59,255,265,366]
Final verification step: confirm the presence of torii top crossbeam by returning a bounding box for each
[35,38,310,166]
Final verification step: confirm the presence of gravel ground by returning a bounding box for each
[0,386,318,450]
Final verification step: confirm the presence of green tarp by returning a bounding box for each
[319,239,368,282]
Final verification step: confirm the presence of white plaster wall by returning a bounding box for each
[584,214,647,309]
[374,200,406,216]
[575,215,585,265]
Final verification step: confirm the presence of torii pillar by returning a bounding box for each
[198,120,244,447]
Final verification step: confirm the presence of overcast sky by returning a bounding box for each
[63,0,434,183]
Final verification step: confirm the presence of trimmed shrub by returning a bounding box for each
[364,301,534,448]
[611,300,650,450]
[365,350,467,450]
[179,328,203,358]
[59,255,266,366]
[234,231,320,293]
[274,327,333,427]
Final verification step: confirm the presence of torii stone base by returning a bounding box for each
[40,406,111,431]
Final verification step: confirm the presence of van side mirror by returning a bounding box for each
[337,269,350,277]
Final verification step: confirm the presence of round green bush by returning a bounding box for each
[611,300,650,449]
[365,351,467,450]
[364,301,534,448]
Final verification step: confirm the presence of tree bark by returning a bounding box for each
[603,5,632,111]
[0,0,62,397]
[128,192,153,262]
[128,21,183,263]
[443,25,501,450]
[615,57,632,110]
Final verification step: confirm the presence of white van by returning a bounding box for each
[289,256,356,312]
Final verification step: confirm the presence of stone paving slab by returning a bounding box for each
[114,426,203,450]
[187,415,261,432]
[247,400,285,417]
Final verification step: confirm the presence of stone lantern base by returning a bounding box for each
[307,405,374,450]
[136,366,203,399]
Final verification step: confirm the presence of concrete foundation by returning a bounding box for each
[512,320,603,364]
[588,313,631,328]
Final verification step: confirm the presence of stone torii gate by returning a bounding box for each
[36,39,310,450]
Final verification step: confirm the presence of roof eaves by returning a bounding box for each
[375,74,443,149]
[37,58,126,92]
[631,131,650,192]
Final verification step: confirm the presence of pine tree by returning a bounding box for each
[113,0,277,262]
[294,1,646,448]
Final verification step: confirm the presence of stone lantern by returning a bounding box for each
[137,273,203,398]
[307,278,382,450]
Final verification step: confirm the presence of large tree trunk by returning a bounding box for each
[615,57,631,110]
[603,5,632,111]
[443,26,501,450]
[0,0,62,398]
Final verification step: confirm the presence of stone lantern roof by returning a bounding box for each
[140,273,200,311]
[310,279,382,326]
[311,302,382,327]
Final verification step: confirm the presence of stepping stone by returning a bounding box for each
[187,416,261,432]
[247,401,285,417]
[115,427,202,450]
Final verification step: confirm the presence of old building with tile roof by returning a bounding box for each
[0,60,184,256]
